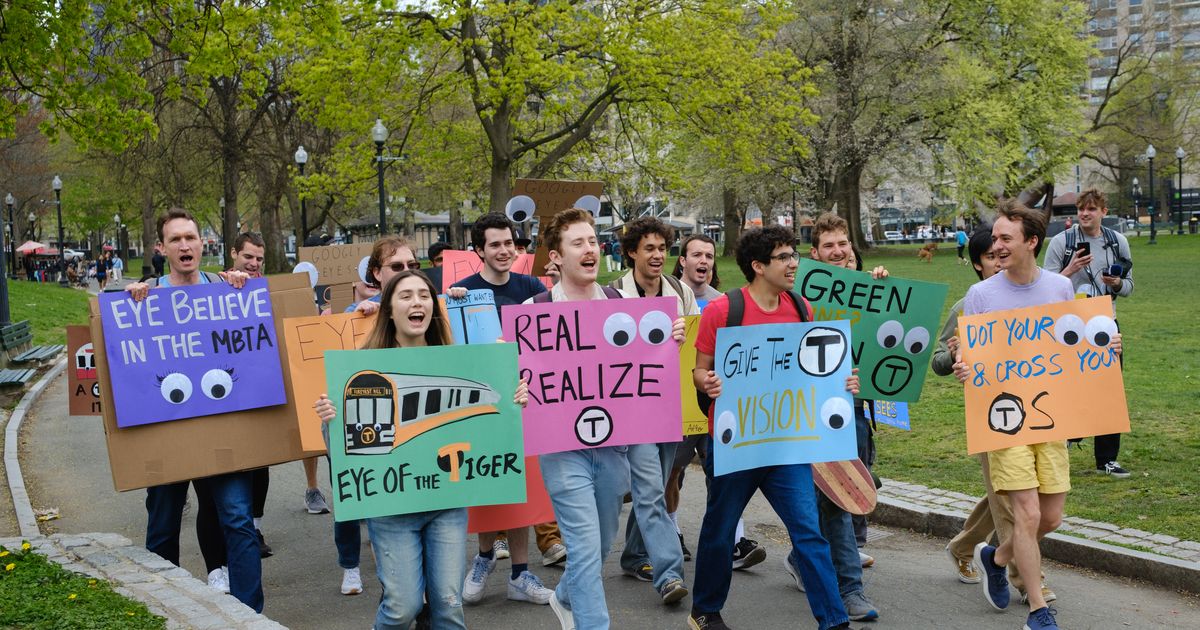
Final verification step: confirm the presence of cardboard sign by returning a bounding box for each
[299,242,375,286]
[324,343,527,521]
[281,312,376,451]
[443,290,503,345]
[98,279,286,428]
[91,274,314,491]
[679,315,708,435]
[712,321,857,476]
[315,283,357,315]
[508,178,604,276]
[870,400,909,431]
[501,296,683,455]
[66,325,101,416]
[795,259,948,402]
[441,250,535,293]
[467,456,556,534]
[960,296,1129,454]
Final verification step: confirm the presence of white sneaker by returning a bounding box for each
[508,570,553,605]
[859,551,875,568]
[549,590,576,630]
[341,567,363,595]
[542,542,567,567]
[462,554,496,604]
[207,567,230,594]
[493,537,511,560]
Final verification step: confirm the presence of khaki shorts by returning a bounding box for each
[987,441,1071,494]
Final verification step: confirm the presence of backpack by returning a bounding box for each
[532,285,622,303]
[1059,225,1120,271]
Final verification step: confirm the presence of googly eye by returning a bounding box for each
[200,368,234,400]
[603,312,637,347]
[716,411,736,445]
[638,311,673,345]
[505,195,536,223]
[574,195,602,215]
[158,373,192,404]
[877,320,904,349]
[1054,314,1085,346]
[903,327,930,355]
[1085,315,1118,347]
[820,397,852,431]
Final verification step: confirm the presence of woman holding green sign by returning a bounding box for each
[315,270,530,629]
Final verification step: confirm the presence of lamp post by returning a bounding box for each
[28,212,36,241]
[1132,177,1141,235]
[219,196,226,259]
[372,119,388,236]
[5,193,14,279]
[1147,145,1158,245]
[53,175,67,286]
[294,145,308,243]
[0,193,9,324]
[1176,147,1186,235]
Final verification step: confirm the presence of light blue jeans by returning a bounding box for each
[621,441,685,590]
[366,508,467,630]
[540,447,631,630]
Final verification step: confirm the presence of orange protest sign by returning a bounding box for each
[679,315,708,435]
[960,296,1129,454]
[281,312,376,451]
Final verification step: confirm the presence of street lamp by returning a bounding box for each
[372,119,388,236]
[219,196,226,258]
[1176,147,1186,235]
[1147,144,1157,245]
[294,145,308,243]
[28,212,35,241]
[1132,177,1141,234]
[0,193,9,323]
[52,175,67,286]
[5,193,14,278]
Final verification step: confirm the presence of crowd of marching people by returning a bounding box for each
[124,186,1131,629]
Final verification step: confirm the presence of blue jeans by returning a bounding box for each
[326,454,364,569]
[693,441,847,630]
[853,402,875,546]
[621,441,684,590]
[540,447,631,630]
[819,492,864,598]
[145,472,263,613]
[366,508,467,630]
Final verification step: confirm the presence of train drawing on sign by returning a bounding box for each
[342,371,501,455]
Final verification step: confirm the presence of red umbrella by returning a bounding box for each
[15,240,46,254]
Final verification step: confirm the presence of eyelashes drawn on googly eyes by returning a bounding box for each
[201,368,236,400]
[603,312,637,347]
[638,311,672,345]
[157,372,193,404]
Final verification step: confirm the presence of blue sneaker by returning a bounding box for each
[1024,606,1059,630]
[973,542,1010,610]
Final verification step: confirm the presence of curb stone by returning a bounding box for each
[872,477,1200,595]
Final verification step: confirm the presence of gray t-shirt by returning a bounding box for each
[963,268,1074,317]
[1043,226,1134,305]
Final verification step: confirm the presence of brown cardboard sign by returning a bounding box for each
[507,179,604,275]
[66,325,101,416]
[91,274,318,491]
[298,241,375,286]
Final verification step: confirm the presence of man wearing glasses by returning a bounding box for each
[347,236,422,314]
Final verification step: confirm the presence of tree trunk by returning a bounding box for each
[140,183,155,278]
[722,187,742,256]
[257,163,288,274]
[449,203,464,249]
[830,162,868,249]
[487,112,514,216]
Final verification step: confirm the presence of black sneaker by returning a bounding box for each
[256,529,273,558]
[1099,461,1131,478]
[624,562,653,582]
[680,533,693,561]
[688,610,732,630]
[731,537,766,570]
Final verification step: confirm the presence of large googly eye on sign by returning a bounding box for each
[506,195,536,223]
[1053,314,1085,346]
[716,411,736,445]
[292,261,318,288]
[603,312,637,347]
[159,373,193,404]
[358,256,371,284]
[903,327,930,354]
[201,368,235,400]
[820,397,852,431]
[573,195,601,216]
[876,320,904,349]
[638,311,673,345]
[1084,315,1118,347]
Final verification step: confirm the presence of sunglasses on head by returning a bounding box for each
[385,261,422,272]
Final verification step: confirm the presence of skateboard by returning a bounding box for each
[812,458,877,515]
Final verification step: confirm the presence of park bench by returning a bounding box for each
[11,344,65,365]
[0,368,36,388]
[0,320,33,351]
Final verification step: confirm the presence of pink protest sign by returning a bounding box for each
[501,296,683,455]
[442,250,535,292]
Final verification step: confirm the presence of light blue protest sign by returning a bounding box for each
[442,289,503,345]
[712,320,857,476]
[870,400,910,431]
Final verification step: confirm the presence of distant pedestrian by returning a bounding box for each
[956,229,968,265]
[112,254,123,281]
[151,248,166,277]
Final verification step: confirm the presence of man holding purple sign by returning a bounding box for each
[117,209,264,614]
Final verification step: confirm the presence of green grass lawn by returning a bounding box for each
[601,236,1200,540]
[0,541,165,629]
[8,280,93,346]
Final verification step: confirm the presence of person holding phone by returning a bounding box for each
[1044,188,1135,478]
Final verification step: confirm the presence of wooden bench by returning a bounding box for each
[0,321,33,351]
[0,368,36,388]
[11,344,64,364]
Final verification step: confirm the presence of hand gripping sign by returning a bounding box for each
[501,296,683,455]
[712,320,857,476]
[959,296,1130,454]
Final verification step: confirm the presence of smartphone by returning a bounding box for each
[1075,242,1091,258]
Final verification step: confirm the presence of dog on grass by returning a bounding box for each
[916,242,937,263]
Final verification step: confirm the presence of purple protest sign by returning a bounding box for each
[98,278,286,428]
[501,296,683,455]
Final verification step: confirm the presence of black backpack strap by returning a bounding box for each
[725,287,745,327]
[533,291,553,304]
[1061,227,1077,270]
[786,290,809,322]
